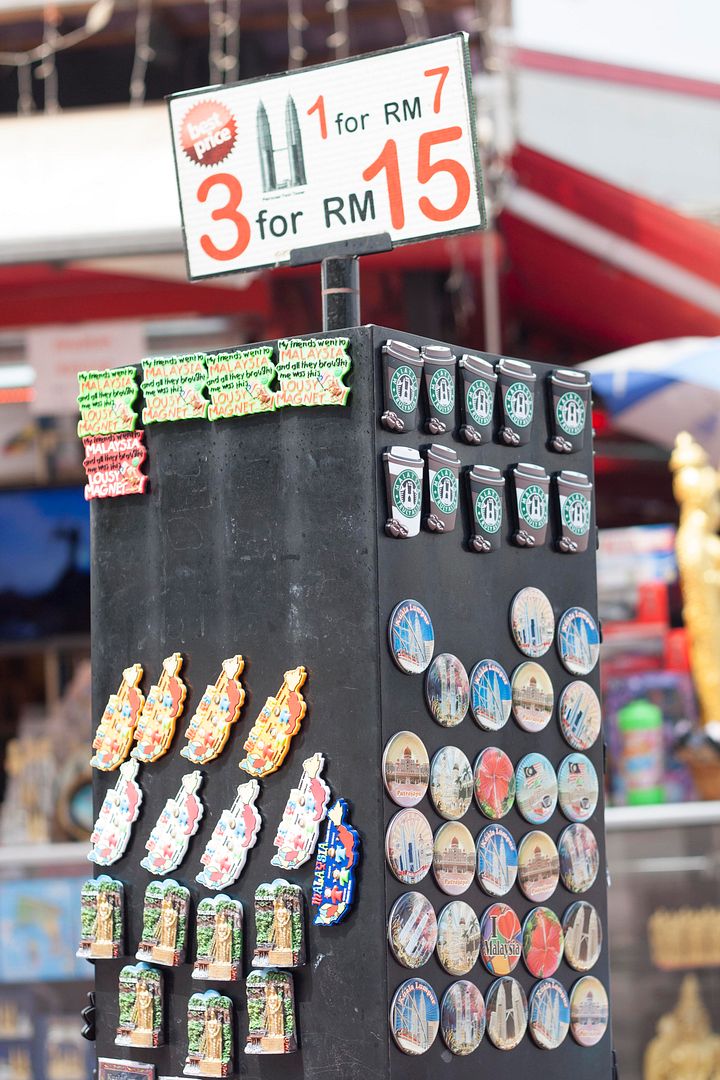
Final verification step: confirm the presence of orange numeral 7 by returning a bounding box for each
[424,66,449,114]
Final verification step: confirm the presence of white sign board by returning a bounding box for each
[168,34,485,279]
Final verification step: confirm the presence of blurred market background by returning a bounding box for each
[0,0,718,1076]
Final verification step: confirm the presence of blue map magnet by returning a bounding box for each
[311,798,360,926]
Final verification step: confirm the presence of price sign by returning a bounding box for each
[168,33,485,279]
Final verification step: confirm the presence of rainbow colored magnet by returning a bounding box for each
[239,667,307,778]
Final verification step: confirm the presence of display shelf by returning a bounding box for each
[606,800,720,831]
[0,841,87,871]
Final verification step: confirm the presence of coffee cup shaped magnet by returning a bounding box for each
[473,747,515,820]
[476,824,518,897]
[436,901,481,976]
[510,587,555,658]
[548,368,591,454]
[557,606,600,675]
[558,680,601,751]
[441,980,486,1056]
[387,892,438,969]
[390,977,440,1055]
[467,465,505,553]
[522,907,564,979]
[486,977,528,1050]
[558,753,599,823]
[529,978,570,1050]
[459,354,496,445]
[385,808,434,886]
[388,599,434,675]
[480,903,522,976]
[469,660,511,731]
[421,345,456,434]
[384,446,424,539]
[555,471,593,554]
[430,746,473,820]
[510,463,550,548]
[381,340,423,433]
[511,662,554,733]
[515,754,558,825]
[433,822,475,896]
[559,823,600,894]
[517,830,560,903]
[424,444,461,533]
[497,357,536,446]
[569,976,609,1047]
[562,902,603,972]
[425,653,469,728]
[382,731,430,808]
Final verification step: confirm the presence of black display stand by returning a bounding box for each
[91,326,611,1079]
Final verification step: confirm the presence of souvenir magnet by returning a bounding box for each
[390,978,439,1055]
[528,978,570,1049]
[312,798,361,926]
[425,653,469,727]
[385,808,433,887]
[497,357,536,446]
[469,660,512,730]
[91,664,145,771]
[77,367,139,437]
[563,901,603,972]
[557,606,600,675]
[274,337,351,408]
[517,830,560,903]
[473,747,515,820]
[82,432,149,500]
[239,666,307,778]
[479,903,522,976]
[558,823,600,894]
[466,464,504,552]
[388,599,434,674]
[558,680,602,750]
[115,963,163,1048]
[510,587,554,658]
[381,340,423,432]
[548,368,591,453]
[182,656,245,765]
[424,444,460,533]
[382,731,430,808]
[253,880,305,968]
[98,1060,155,1080]
[441,981,486,1055]
[196,780,261,890]
[558,753,599,822]
[387,892,438,969]
[569,976,609,1047]
[515,753,558,825]
[206,347,276,420]
[555,470,593,553]
[192,896,243,981]
[136,879,190,967]
[244,970,297,1054]
[89,759,143,866]
[141,772,204,875]
[459,354,496,445]
[184,990,233,1077]
[383,446,424,538]
[436,901,481,976]
[476,823,518,897]
[432,821,475,896]
[429,745,472,820]
[511,662,554,733]
[485,977,528,1050]
[522,907,564,979]
[141,353,208,423]
[132,653,186,764]
[421,344,456,434]
[510,463,550,547]
[271,751,330,870]
[77,876,124,959]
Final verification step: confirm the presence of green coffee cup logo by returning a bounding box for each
[556,391,585,436]
[393,469,421,518]
[519,484,548,529]
[562,492,590,535]
[475,488,502,533]
[431,467,458,515]
[504,381,533,428]
[390,365,419,413]
[467,379,493,426]
[429,369,455,415]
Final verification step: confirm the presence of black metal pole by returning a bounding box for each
[321,255,360,330]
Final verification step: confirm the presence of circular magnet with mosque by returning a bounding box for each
[388,599,435,675]
[390,977,440,1055]
[469,659,512,731]
[515,753,558,824]
[433,821,476,896]
[562,901,603,972]
[387,891,438,969]
[511,662,554,733]
[385,808,434,886]
[557,606,600,676]
[522,907,564,978]
[436,901,481,976]
[510,587,555,658]
[440,980,486,1056]
[430,746,473,820]
[476,824,518,897]
[558,753,599,822]
[485,977,528,1050]
[558,823,600,894]
[382,731,430,808]
[569,976,609,1047]
[425,653,470,727]
[479,903,522,976]
[473,747,516,820]
[529,978,570,1050]
[558,680,601,751]
[517,830,560,902]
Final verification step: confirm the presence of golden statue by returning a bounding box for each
[202,1009,223,1062]
[645,975,720,1080]
[265,984,284,1037]
[95,894,114,944]
[159,895,178,950]
[670,433,720,725]
[133,980,154,1033]
[272,896,292,952]
[211,911,232,966]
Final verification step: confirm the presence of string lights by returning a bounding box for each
[208,0,241,85]
[129,0,155,105]
[287,0,307,69]
[326,0,349,60]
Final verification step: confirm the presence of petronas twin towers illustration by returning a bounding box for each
[257,96,307,192]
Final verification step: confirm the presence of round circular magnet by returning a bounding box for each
[569,975,609,1047]
[562,901,603,972]
[558,824,599,894]
[476,824,518,897]
[479,902,522,976]
[511,662,554,733]
[558,753,599,822]
[388,891,438,969]
[469,659,512,731]
[430,746,473,820]
[382,731,430,808]
[440,980,486,1055]
[473,747,516,820]
[436,901,481,976]
[522,907,564,978]
[425,653,470,727]
[515,753,558,824]
[558,681,601,751]
[390,977,440,1055]
[485,977,528,1050]
[432,821,476,896]
[528,978,570,1049]
[385,808,434,886]
[517,830,560,902]
[510,587,555,658]
[388,599,435,675]
[557,607,600,676]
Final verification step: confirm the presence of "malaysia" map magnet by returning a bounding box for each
[271,752,330,871]
[141,772,204,875]
[424,445,460,533]
[497,357,536,446]
[132,654,186,764]
[384,446,424,538]
[196,780,262,890]
[89,759,143,866]
[422,345,456,434]
[239,667,307,778]
[91,664,145,771]
[312,798,360,926]
[381,340,423,432]
[136,879,190,967]
[510,463,550,547]
[548,368,591,453]
[554,471,593,553]
[459,354,496,444]
[182,656,245,765]
[467,465,504,553]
